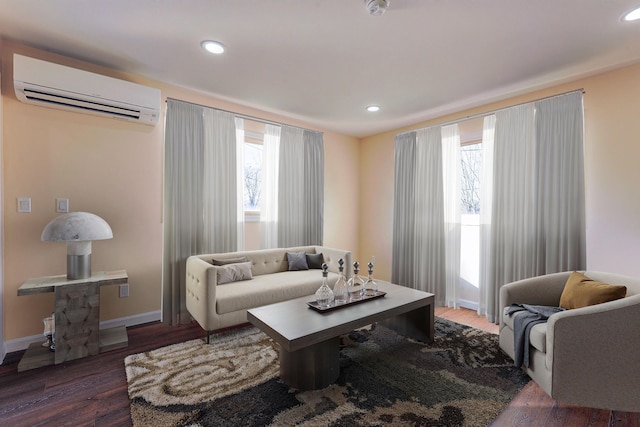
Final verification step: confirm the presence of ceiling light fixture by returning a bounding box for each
[366,105,381,112]
[623,6,640,21]
[365,0,390,16]
[201,40,225,54]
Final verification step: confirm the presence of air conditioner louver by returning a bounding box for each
[13,54,160,126]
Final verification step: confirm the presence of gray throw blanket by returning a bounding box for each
[506,304,565,368]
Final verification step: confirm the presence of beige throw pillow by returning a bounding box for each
[216,262,253,285]
[559,271,627,309]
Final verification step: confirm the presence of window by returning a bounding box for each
[459,137,483,308]
[243,140,262,211]
[461,142,482,215]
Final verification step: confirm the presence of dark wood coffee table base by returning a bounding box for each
[248,281,435,391]
[280,336,341,390]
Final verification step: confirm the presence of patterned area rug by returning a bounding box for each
[125,318,529,426]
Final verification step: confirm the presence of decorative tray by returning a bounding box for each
[307,291,387,313]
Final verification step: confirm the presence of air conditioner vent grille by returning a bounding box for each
[24,89,142,120]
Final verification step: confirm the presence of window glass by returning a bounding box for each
[243,141,262,212]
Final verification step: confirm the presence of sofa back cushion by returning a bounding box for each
[199,246,318,277]
[584,271,640,297]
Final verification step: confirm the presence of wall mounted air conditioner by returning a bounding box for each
[13,54,161,125]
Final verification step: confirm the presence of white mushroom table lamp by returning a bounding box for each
[41,212,113,280]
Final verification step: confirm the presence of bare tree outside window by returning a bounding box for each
[460,143,482,214]
[244,142,263,210]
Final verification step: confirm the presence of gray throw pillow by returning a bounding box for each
[287,252,309,271]
[210,256,249,266]
[306,252,324,269]
[216,262,253,285]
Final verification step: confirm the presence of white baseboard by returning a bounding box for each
[2,310,162,356]
[99,310,161,330]
[458,299,479,311]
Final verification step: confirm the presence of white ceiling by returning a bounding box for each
[1,0,639,137]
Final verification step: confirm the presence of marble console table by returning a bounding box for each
[17,270,128,372]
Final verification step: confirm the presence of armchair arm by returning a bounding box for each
[546,294,640,411]
[499,271,571,326]
[185,256,219,331]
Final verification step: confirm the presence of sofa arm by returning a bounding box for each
[547,294,640,411]
[185,256,219,331]
[499,272,570,326]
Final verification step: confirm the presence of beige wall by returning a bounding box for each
[1,40,359,341]
[4,36,637,342]
[359,63,640,282]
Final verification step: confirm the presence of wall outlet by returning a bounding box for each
[18,197,31,213]
[119,283,129,298]
[56,198,69,213]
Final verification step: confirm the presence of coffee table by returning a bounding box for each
[247,280,434,391]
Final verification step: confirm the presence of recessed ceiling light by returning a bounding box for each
[366,105,380,112]
[201,40,225,54]
[623,6,640,21]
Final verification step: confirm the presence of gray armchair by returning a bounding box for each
[499,271,640,412]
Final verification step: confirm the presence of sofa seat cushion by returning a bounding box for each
[216,271,337,315]
[503,310,548,354]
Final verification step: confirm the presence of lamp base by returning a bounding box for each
[67,254,91,280]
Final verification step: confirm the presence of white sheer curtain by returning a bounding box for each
[478,114,495,318]
[260,124,281,249]
[163,100,241,325]
[442,124,461,308]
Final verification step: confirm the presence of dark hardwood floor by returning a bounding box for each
[0,309,637,426]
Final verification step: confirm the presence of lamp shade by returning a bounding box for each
[41,212,113,242]
[41,212,113,279]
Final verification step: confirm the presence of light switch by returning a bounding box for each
[18,197,31,213]
[56,198,69,213]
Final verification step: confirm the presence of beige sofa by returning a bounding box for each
[186,245,352,340]
[499,271,640,412]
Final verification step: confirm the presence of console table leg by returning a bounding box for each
[54,283,100,364]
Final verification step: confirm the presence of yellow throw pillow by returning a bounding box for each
[559,271,627,309]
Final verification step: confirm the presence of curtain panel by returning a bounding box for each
[163,100,240,325]
[392,132,417,287]
[303,129,325,245]
[414,127,446,304]
[264,125,324,248]
[278,126,306,247]
[482,91,585,322]
[202,108,242,253]
[392,125,460,306]
[163,100,205,326]
[441,125,462,308]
